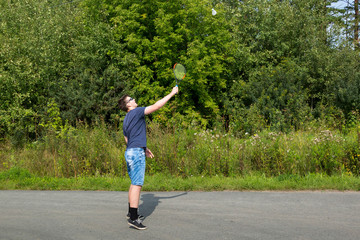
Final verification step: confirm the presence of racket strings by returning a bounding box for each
[174,64,186,80]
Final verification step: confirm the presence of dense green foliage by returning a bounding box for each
[1,0,359,142]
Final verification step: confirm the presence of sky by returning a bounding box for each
[331,0,348,9]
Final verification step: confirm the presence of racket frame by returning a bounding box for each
[173,63,186,87]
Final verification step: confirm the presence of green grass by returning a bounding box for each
[1,168,359,191]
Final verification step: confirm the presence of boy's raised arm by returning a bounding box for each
[144,86,178,115]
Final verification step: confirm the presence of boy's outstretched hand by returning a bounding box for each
[171,86,179,96]
[145,148,154,158]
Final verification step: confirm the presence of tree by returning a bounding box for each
[1,0,359,141]
[103,0,235,128]
[342,0,360,48]
[0,0,129,140]
[355,0,359,48]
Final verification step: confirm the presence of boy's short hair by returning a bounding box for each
[118,95,129,112]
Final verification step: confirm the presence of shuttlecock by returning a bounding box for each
[212,8,217,16]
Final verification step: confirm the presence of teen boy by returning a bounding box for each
[118,86,178,230]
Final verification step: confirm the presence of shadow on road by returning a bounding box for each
[139,192,187,219]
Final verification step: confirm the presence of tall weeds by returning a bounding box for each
[1,123,127,177]
[1,123,359,177]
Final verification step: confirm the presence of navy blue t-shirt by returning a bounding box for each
[123,107,147,149]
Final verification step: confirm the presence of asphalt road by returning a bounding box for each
[0,190,359,240]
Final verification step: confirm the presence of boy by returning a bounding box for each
[118,86,178,230]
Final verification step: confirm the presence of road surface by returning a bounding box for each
[0,190,359,240]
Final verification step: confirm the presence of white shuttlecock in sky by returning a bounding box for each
[212,8,217,16]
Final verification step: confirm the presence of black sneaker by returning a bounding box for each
[128,218,147,230]
[126,213,144,220]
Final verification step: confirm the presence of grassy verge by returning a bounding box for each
[1,124,360,179]
[1,168,359,191]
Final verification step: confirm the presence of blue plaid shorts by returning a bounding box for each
[125,148,146,186]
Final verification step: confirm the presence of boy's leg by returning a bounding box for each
[129,184,142,208]
[127,184,147,230]
[125,148,146,229]
[127,185,144,220]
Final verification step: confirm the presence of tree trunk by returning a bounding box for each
[354,0,359,48]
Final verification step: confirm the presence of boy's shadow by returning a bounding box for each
[139,192,187,220]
